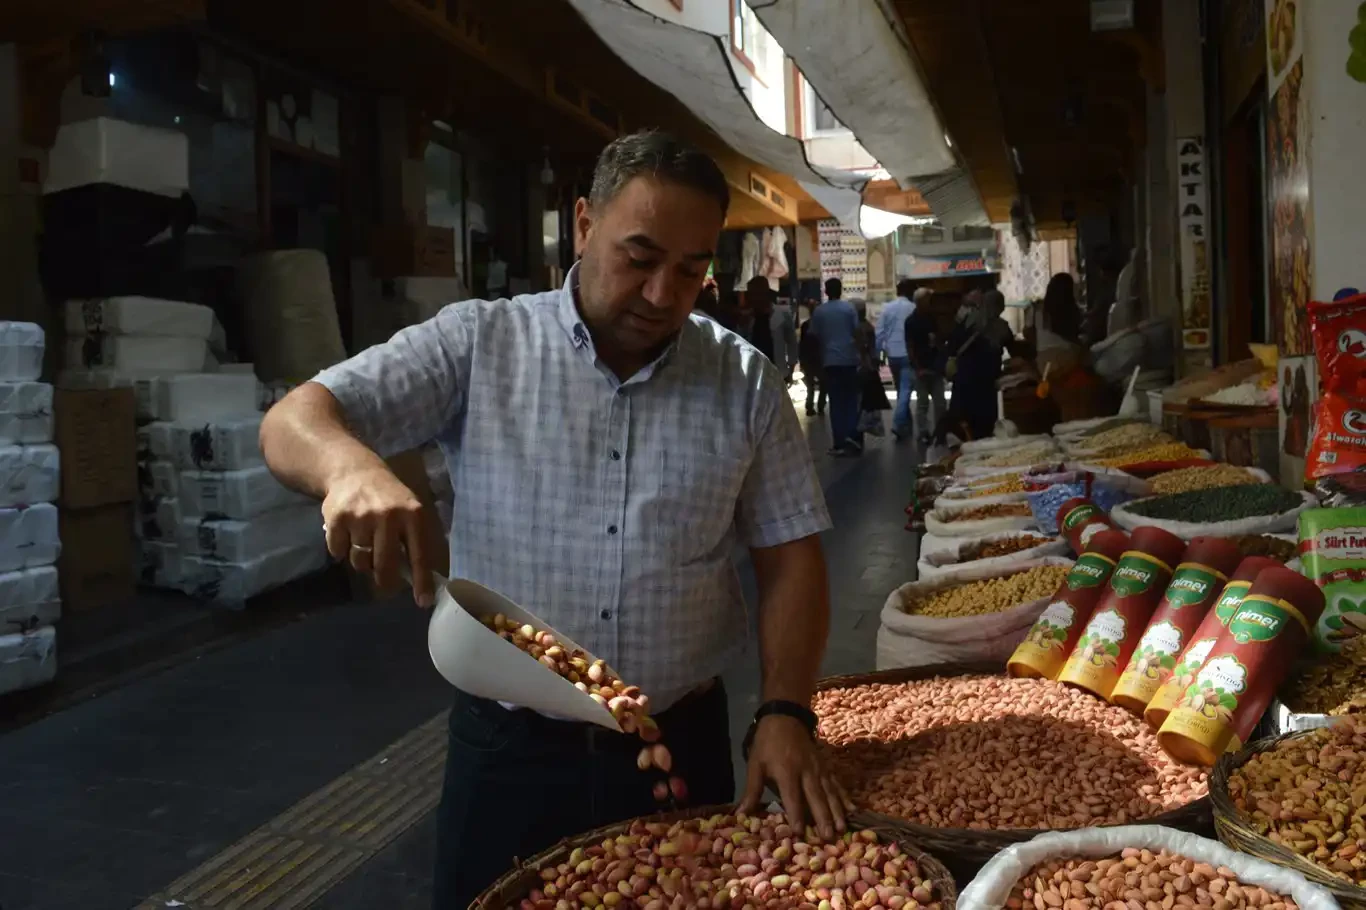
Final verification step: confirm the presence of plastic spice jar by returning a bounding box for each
[1158,566,1326,766]
[1056,526,1187,700]
[1056,497,1118,555]
[1007,529,1131,680]
[1142,555,1282,731]
[1110,536,1245,715]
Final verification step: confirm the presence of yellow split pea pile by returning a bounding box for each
[814,675,1208,830]
[517,813,947,910]
[1008,849,1299,910]
[901,565,1072,618]
[1228,716,1366,885]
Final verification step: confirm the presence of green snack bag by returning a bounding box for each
[1299,507,1366,652]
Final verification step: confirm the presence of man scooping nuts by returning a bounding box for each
[260,129,851,909]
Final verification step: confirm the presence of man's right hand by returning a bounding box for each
[322,465,437,608]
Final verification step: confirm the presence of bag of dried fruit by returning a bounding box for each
[958,826,1338,910]
[1110,485,1317,540]
[917,530,1069,583]
[925,500,1040,538]
[877,558,1074,669]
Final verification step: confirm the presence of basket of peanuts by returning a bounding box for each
[956,826,1339,910]
[813,664,1213,881]
[471,806,959,910]
[1212,718,1366,909]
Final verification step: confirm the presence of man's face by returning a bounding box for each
[574,177,723,362]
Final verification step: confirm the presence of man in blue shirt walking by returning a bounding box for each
[806,278,861,455]
[875,279,920,441]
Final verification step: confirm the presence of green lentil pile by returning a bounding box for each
[1127,483,1304,522]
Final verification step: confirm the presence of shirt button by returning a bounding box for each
[607,525,618,535]
[600,609,612,620]
[610,450,621,461]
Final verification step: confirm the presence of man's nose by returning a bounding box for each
[641,268,684,309]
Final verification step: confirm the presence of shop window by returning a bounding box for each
[804,82,843,135]
[952,225,996,243]
[729,0,768,83]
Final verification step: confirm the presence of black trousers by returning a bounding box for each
[432,681,735,909]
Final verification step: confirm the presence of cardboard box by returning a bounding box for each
[59,503,136,611]
[55,387,137,508]
[370,224,456,278]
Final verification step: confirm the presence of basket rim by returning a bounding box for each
[814,664,1212,846]
[470,804,959,910]
[1210,727,1366,902]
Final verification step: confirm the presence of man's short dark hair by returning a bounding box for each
[825,278,842,300]
[896,278,915,298]
[589,130,730,216]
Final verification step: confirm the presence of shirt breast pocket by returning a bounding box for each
[650,450,750,563]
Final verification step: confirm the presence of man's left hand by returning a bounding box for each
[738,714,853,839]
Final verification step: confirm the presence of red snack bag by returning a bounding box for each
[1307,294,1366,482]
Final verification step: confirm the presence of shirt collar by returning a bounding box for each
[555,261,686,385]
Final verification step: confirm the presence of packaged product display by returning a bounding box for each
[64,296,214,339]
[0,321,46,382]
[1057,526,1186,699]
[1159,567,1326,765]
[814,673,1207,829]
[0,565,60,632]
[1306,293,1366,483]
[1110,536,1245,714]
[1057,497,1118,554]
[0,444,60,508]
[178,504,323,563]
[0,502,61,572]
[0,381,54,445]
[168,416,265,471]
[65,334,208,372]
[178,464,309,520]
[1008,529,1131,680]
[1297,507,1366,651]
[1144,557,1281,730]
[180,538,328,604]
[0,625,56,695]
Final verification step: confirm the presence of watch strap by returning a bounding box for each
[741,699,818,760]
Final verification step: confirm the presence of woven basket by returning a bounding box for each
[1211,729,1366,910]
[471,804,958,909]
[814,663,1213,880]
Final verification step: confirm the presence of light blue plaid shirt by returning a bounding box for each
[313,266,831,707]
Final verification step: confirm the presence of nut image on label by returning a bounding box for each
[1129,620,1184,679]
[1322,597,1366,643]
[1076,608,1126,667]
[1181,655,1247,722]
[1026,600,1076,652]
[1166,638,1217,694]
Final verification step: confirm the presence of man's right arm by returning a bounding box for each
[260,304,475,603]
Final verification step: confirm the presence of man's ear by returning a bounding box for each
[573,197,592,256]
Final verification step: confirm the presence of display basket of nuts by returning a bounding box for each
[1212,722,1366,909]
[814,663,1213,881]
[471,805,959,910]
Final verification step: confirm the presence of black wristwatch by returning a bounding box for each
[741,699,818,760]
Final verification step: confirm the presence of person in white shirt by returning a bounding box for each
[874,280,921,441]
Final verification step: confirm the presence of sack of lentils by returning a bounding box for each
[877,559,1075,669]
[813,665,1211,879]
[917,531,1069,584]
[1110,485,1316,540]
[957,826,1339,910]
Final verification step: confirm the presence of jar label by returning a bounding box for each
[1109,552,1166,599]
[1164,563,1225,611]
[1180,654,1248,721]
[1062,503,1101,531]
[1214,581,1255,624]
[1229,596,1301,643]
[1075,608,1126,668]
[1066,553,1116,591]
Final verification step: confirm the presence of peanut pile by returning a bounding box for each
[902,565,1072,618]
[1229,716,1366,885]
[1283,636,1366,716]
[1151,465,1261,495]
[942,502,1033,522]
[517,813,946,910]
[1008,849,1299,910]
[484,614,682,798]
[814,675,1207,830]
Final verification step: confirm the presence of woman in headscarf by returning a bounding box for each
[946,288,1021,439]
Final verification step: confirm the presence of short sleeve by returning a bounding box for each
[311,302,475,457]
[735,374,832,548]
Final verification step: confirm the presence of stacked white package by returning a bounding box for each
[134,421,178,559]
[179,503,322,564]
[137,421,174,461]
[181,537,329,606]
[0,625,57,695]
[0,566,60,633]
[179,464,308,520]
[168,416,263,471]
[0,503,60,572]
[0,444,60,508]
[0,322,45,381]
[0,382,53,445]
[64,296,215,375]
[135,540,184,590]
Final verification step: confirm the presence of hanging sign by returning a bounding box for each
[1177,137,1212,350]
[904,251,1000,278]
